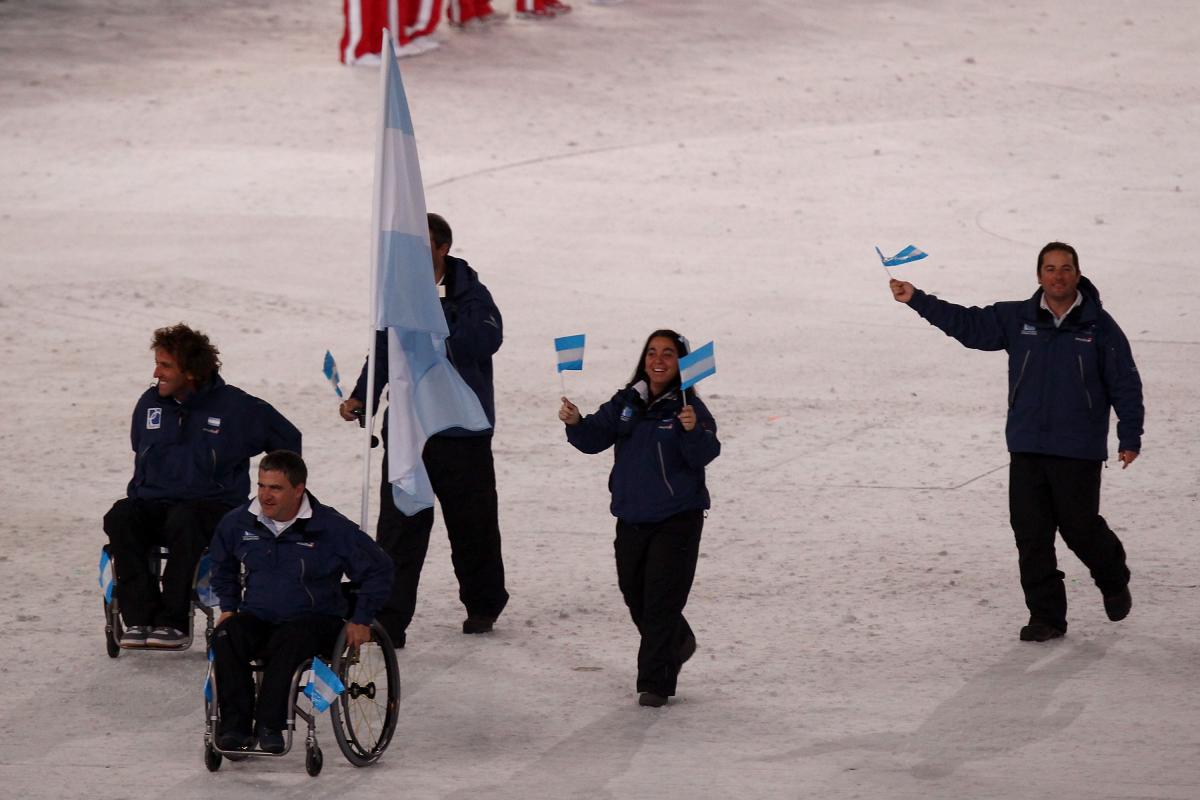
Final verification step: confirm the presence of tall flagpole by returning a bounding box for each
[360,31,394,529]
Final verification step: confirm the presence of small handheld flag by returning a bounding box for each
[678,341,716,392]
[323,350,344,399]
[98,548,114,603]
[304,656,346,714]
[203,648,214,703]
[194,554,219,609]
[876,245,928,267]
[554,334,586,373]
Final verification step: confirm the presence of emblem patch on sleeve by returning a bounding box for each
[147,408,162,429]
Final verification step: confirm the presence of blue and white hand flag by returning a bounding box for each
[371,32,490,516]
[554,334,586,372]
[304,656,346,714]
[876,245,928,267]
[323,350,344,399]
[98,548,114,603]
[203,648,214,703]
[194,554,219,609]
[678,341,716,391]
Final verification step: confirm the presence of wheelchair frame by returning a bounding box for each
[203,620,400,776]
[101,544,216,657]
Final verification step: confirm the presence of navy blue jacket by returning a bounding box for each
[908,276,1143,460]
[566,384,721,524]
[127,374,302,507]
[208,493,393,625]
[352,255,502,437]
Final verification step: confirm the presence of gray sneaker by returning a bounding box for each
[146,626,189,648]
[120,625,152,646]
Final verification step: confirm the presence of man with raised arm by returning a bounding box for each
[890,242,1143,642]
[103,324,301,649]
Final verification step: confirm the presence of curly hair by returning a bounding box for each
[150,323,221,385]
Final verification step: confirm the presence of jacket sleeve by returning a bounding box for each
[342,528,394,625]
[565,393,623,454]
[679,396,721,469]
[350,329,389,412]
[257,399,302,456]
[1101,315,1144,453]
[445,282,503,364]
[908,289,1010,352]
[208,514,242,614]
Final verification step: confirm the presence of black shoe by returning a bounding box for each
[679,632,697,666]
[256,727,285,754]
[463,615,496,634]
[1103,587,1132,622]
[638,692,668,708]
[216,729,254,751]
[1019,621,1065,642]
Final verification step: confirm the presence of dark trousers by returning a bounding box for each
[1009,453,1130,632]
[102,497,232,629]
[614,510,703,697]
[376,435,508,638]
[211,613,344,734]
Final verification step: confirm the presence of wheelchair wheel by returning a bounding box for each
[330,622,400,766]
[305,743,323,777]
[103,599,122,659]
[204,742,222,772]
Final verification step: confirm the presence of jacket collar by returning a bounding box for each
[1022,275,1101,328]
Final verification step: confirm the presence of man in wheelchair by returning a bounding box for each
[208,450,392,753]
[103,324,301,648]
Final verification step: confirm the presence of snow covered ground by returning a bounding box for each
[1,0,1199,797]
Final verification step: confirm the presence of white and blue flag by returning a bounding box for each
[678,341,716,391]
[203,647,214,703]
[304,656,345,714]
[98,548,114,603]
[876,244,928,267]
[323,350,344,399]
[194,554,219,609]
[372,33,490,515]
[554,334,586,372]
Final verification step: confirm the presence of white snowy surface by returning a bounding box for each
[2,1,1199,797]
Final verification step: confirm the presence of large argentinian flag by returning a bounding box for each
[373,33,489,515]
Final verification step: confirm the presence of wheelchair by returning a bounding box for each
[203,620,400,776]
[99,544,217,657]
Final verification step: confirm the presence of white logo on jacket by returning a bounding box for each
[146,408,162,429]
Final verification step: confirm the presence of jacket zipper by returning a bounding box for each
[299,557,315,610]
[1078,355,1093,410]
[656,442,675,496]
[1009,351,1031,409]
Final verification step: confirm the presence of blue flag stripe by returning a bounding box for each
[554,334,585,351]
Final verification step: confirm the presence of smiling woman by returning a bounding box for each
[557,329,721,708]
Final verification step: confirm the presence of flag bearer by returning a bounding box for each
[339,212,509,647]
[890,242,1143,643]
[207,451,392,753]
[559,330,721,707]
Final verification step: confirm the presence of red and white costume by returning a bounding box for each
[341,0,444,64]
[447,0,497,25]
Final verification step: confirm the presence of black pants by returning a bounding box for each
[375,435,508,639]
[1009,453,1130,632]
[211,613,344,735]
[102,497,232,629]
[614,510,703,697]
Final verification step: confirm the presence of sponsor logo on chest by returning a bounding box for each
[204,416,222,434]
[1020,323,1038,336]
[242,531,260,541]
[146,408,162,429]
